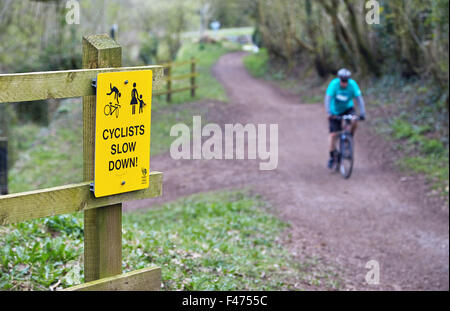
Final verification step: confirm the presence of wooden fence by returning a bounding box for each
[154,58,198,102]
[0,34,164,291]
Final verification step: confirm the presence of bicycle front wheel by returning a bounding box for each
[104,104,111,116]
[339,135,354,179]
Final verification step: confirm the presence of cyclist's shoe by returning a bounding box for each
[327,156,335,169]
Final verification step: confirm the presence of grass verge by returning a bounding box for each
[387,117,448,197]
[153,41,240,107]
[0,191,342,290]
[243,48,269,78]
[367,77,449,200]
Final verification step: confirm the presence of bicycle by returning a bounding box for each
[104,102,121,118]
[331,114,359,179]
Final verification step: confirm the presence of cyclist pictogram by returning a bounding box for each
[107,83,121,104]
[104,102,121,118]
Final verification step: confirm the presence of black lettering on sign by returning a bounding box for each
[102,125,145,140]
[108,157,138,171]
[110,141,137,155]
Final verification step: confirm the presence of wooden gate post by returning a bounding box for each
[166,64,172,103]
[190,58,196,98]
[0,137,7,195]
[82,34,123,282]
[0,104,8,195]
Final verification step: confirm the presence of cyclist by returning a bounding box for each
[324,68,366,169]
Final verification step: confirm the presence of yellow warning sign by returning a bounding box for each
[93,70,152,197]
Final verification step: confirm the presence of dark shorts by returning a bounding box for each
[329,107,356,133]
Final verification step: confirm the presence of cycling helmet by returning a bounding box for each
[337,68,351,82]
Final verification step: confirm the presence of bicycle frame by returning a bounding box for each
[331,114,359,178]
[104,103,121,118]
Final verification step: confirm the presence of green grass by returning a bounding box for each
[8,99,83,192]
[398,156,449,195]
[366,77,449,201]
[0,214,84,290]
[243,48,269,78]
[0,191,342,290]
[150,108,192,156]
[389,117,449,197]
[153,41,240,107]
[391,119,432,140]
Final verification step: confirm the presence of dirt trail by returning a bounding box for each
[125,52,449,290]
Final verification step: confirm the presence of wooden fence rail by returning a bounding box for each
[0,66,164,103]
[0,34,164,291]
[154,58,197,102]
[0,172,162,226]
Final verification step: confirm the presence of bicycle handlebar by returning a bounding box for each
[331,114,360,121]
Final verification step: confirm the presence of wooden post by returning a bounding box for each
[0,103,7,195]
[0,137,7,195]
[82,34,123,282]
[166,64,172,103]
[190,58,196,98]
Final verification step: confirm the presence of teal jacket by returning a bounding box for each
[325,78,365,116]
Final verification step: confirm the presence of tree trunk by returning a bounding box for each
[342,0,381,76]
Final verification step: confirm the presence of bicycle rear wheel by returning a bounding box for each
[339,135,354,179]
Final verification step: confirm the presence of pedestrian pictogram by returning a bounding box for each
[139,95,146,114]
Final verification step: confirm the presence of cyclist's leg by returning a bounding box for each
[343,107,357,135]
[350,119,358,136]
[329,116,342,150]
[328,117,341,168]
[329,132,338,152]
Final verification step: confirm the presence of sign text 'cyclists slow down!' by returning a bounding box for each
[93,70,152,197]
